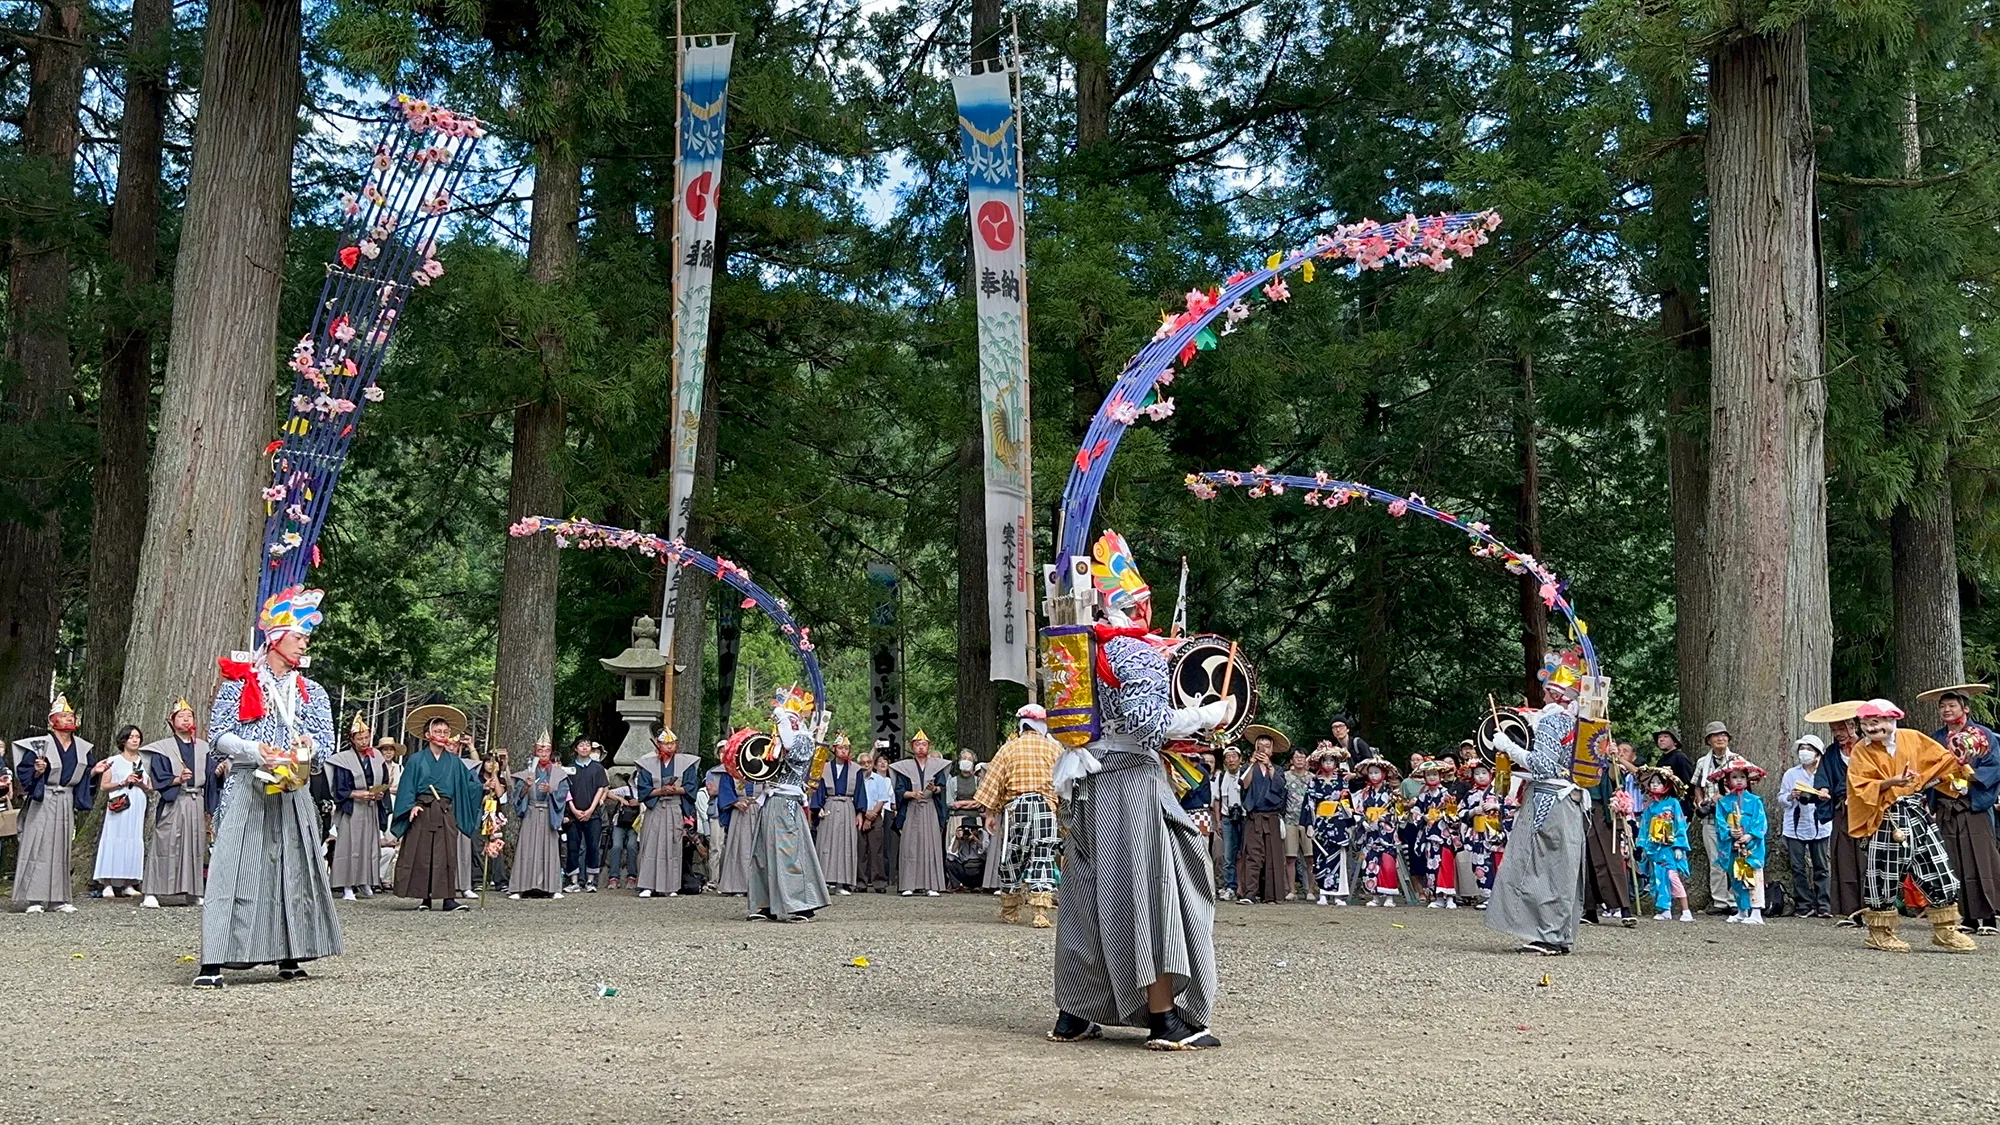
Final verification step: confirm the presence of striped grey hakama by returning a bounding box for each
[749,792,831,918]
[10,793,79,907]
[635,751,696,894]
[1485,712,1588,952]
[1053,634,1217,1031]
[718,802,760,895]
[146,784,209,899]
[142,737,212,901]
[892,756,950,894]
[10,733,93,908]
[509,762,570,896]
[635,812,683,893]
[511,802,565,894]
[202,671,344,966]
[747,724,830,918]
[326,749,389,892]
[812,762,861,888]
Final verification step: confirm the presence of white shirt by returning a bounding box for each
[1692,750,1725,813]
[1777,765,1831,840]
[1217,766,1247,814]
[863,772,896,813]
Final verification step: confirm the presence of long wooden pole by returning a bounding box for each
[661,0,685,621]
[1010,20,1039,706]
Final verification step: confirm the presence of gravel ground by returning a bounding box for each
[3,889,1997,1124]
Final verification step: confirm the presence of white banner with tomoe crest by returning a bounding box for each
[662,35,735,655]
[953,61,1032,685]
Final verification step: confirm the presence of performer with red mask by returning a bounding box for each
[1846,698,1976,953]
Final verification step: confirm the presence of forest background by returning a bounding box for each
[3,0,1998,785]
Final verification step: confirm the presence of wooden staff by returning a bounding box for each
[1219,641,1240,711]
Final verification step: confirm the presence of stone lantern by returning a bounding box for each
[602,614,673,767]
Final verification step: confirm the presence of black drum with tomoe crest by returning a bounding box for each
[1167,634,1258,742]
[727,729,782,782]
[1475,709,1532,769]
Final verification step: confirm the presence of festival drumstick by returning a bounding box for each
[1220,641,1239,701]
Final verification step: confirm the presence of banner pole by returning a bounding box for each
[1009,23,1039,704]
[663,7,684,625]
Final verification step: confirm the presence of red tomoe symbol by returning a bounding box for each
[977,200,1015,252]
[685,170,715,222]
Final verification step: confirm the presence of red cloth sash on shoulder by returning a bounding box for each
[216,657,309,722]
[1091,625,1172,688]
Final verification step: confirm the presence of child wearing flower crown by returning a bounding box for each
[1711,755,1769,924]
[1459,760,1505,908]
[1350,756,1403,906]
[1409,757,1462,908]
[1635,765,1693,922]
[1300,748,1354,905]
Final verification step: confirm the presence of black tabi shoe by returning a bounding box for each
[441,899,468,912]
[191,964,224,989]
[418,900,432,911]
[1620,916,1638,929]
[1047,1012,1103,1042]
[1145,1009,1222,1052]
[278,960,309,981]
[1538,943,1571,957]
[1836,913,1861,928]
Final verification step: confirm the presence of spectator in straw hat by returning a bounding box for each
[1803,701,1867,924]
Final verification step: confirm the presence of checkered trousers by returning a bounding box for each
[1863,796,1960,911]
[1000,792,1059,894]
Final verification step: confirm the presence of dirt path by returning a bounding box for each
[2,891,1995,1123]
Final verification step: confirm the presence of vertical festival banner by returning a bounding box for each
[661,34,736,655]
[953,58,1033,686]
[866,563,905,756]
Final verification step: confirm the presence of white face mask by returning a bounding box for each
[1797,748,1818,766]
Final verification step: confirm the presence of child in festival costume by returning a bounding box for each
[1634,765,1694,922]
[1300,749,1354,905]
[1711,755,1768,925]
[1458,760,1504,908]
[1350,755,1403,906]
[1409,757,1462,908]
